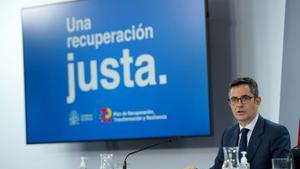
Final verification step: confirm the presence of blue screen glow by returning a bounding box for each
[22,0,210,143]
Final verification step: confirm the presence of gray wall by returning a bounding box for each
[279,0,300,147]
[229,0,286,123]
[0,0,287,169]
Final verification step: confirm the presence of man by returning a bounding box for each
[185,77,291,169]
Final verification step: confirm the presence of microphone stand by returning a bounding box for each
[122,138,178,169]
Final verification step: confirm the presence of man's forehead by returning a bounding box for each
[229,84,251,96]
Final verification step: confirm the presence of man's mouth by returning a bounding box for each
[237,110,246,114]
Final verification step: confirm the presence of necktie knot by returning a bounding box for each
[241,128,249,135]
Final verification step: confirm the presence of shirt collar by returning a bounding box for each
[239,113,259,131]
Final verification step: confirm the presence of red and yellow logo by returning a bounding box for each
[101,108,112,123]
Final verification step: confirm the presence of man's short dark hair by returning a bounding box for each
[229,77,259,97]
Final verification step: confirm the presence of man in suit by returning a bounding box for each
[185,77,291,169]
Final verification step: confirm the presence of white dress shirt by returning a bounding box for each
[238,113,259,146]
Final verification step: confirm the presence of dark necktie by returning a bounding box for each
[239,128,250,159]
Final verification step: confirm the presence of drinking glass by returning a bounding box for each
[222,147,240,169]
[99,153,114,169]
[272,158,291,169]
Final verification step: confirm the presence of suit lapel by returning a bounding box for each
[229,124,240,146]
[247,115,264,162]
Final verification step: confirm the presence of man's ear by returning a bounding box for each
[255,96,261,105]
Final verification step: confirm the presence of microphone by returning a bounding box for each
[122,137,179,169]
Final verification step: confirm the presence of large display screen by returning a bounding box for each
[22,0,210,143]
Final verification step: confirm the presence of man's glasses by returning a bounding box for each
[228,95,254,105]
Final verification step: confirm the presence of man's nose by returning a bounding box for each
[236,99,244,106]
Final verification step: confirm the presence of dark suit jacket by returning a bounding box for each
[210,115,291,169]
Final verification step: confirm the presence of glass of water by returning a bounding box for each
[272,158,291,169]
[99,153,114,169]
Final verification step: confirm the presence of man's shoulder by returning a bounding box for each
[257,116,289,137]
[262,117,288,132]
[258,116,291,154]
[223,116,289,134]
[223,123,239,134]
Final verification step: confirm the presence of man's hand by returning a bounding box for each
[184,165,198,169]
